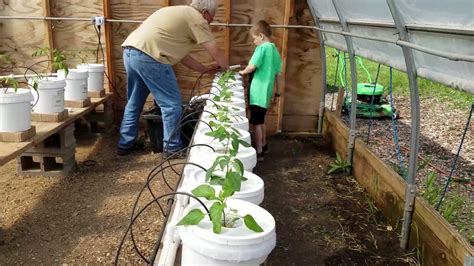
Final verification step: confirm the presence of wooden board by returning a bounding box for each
[0,1,48,76]
[50,0,104,66]
[323,109,474,265]
[282,0,322,132]
[0,95,111,167]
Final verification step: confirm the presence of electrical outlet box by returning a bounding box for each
[91,16,105,26]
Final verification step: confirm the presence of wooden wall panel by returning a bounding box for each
[50,0,104,66]
[0,1,48,75]
[282,0,322,132]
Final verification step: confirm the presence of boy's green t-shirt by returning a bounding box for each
[249,42,282,109]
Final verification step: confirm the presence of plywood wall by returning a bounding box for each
[0,0,322,133]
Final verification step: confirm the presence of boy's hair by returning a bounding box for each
[250,20,272,37]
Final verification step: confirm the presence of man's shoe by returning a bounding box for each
[117,141,145,156]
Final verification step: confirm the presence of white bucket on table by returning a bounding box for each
[77,63,105,92]
[0,88,34,132]
[57,69,89,101]
[32,78,66,114]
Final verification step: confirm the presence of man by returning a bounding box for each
[117,0,228,156]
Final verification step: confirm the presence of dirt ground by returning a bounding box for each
[0,130,417,264]
[257,135,417,265]
[0,130,182,264]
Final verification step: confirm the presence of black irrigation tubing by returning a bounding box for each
[116,191,211,265]
[127,161,209,263]
[435,103,473,211]
[366,63,382,144]
[330,50,340,112]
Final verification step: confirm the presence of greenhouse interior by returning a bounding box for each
[0,0,473,265]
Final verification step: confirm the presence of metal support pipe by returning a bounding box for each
[308,2,327,134]
[387,0,421,250]
[332,0,358,168]
[1,16,473,62]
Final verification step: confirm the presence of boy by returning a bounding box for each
[239,20,282,161]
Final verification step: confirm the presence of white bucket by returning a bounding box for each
[199,114,249,131]
[188,145,256,172]
[0,88,34,132]
[194,126,251,150]
[77,63,105,92]
[203,104,246,117]
[179,199,276,265]
[32,78,66,114]
[206,98,246,110]
[57,69,89,101]
[188,168,264,205]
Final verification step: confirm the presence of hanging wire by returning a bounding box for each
[435,103,473,210]
[366,63,382,144]
[388,67,406,178]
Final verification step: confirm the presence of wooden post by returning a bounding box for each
[42,0,54,62]
[335,87,345,117]
[276,0,294,132]
[103,0,115,93]
[224,0,231,62]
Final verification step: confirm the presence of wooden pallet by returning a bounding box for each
[31,109,69,123]
[0,126,36,143]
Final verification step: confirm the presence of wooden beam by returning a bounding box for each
[102,0,115,93]
[42,0,54,61]
[224,0,231,62]
[276,0,294,132]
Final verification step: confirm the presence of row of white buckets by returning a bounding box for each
[159,74,276,266]
[0,64,104,133]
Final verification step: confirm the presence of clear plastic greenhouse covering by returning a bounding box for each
[307,0,474,94]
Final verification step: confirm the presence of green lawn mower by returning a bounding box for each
[337,51,398,119]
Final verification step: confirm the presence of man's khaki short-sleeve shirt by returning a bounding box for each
[122,5,215,65]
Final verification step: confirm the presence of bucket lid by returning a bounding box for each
[0,88,34,104]
[189,169,264,198]
[36,77,66,90]
[77,63,105,72]
[180,199,275,244]
[57,69,89,79]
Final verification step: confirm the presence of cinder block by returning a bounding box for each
[17,153,76,177]
[31,124,75,151]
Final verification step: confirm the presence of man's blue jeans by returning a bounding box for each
[119,47,183,151]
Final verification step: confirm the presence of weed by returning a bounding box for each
[328,152,351,174]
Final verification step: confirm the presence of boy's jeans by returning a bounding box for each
[118,47,183,151]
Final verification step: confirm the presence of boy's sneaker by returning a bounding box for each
[117,141,145,156]
[262,144,269,154]
[162,149,187,160]
[257,152,265,162]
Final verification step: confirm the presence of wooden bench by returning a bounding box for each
[0,94,113,177]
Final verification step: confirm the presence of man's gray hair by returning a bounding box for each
[190,0,216,14]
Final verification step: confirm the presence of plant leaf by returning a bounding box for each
[210,202,224,233]
[191,185,217,200]
[177,209,205,226]
[243,214,264,232]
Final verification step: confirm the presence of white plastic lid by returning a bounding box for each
[57,69,88,80]
[77,63,105,72]
[179,199,276,261]
[0,88,34,104]
[36,77,66,90]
